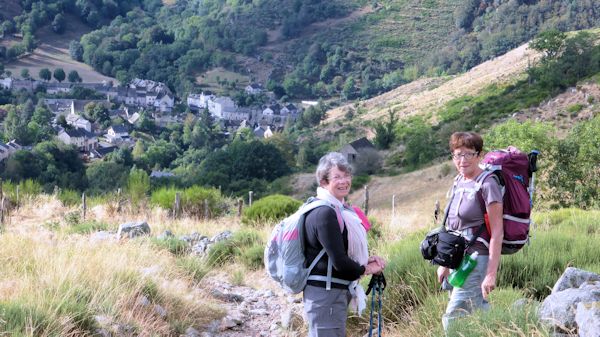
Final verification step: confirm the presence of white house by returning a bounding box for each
[280,103,298,116]
[66,113,92,132]
[105,125,130,144]
[187,92,214,110]
[46,83,72,95]
[153,91,175,113]
[0,77,12,90]
[57,128,98,152]
[245,83,263,95]
[0,144,10,161]
[208,96,236,119]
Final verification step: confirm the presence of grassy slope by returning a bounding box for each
[2,13,115,83]
[324,43,539,123]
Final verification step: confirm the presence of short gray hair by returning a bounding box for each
[315,152,353,185]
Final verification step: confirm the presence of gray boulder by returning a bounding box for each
[211,231,232,243]
[540,278,600,334]
[575,301,600,337]
[552,267,600,293]
[117,221,151,239]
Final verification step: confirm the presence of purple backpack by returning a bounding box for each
[477,146,539,254]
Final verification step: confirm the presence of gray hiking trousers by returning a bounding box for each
[303,285,351,337]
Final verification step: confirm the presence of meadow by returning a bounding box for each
[1,178,598,336]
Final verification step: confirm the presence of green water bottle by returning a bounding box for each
[448,252,479,288]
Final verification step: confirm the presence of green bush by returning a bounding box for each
[567,103,584,114]
[241,194,302,226]
[240,244,264,270]
[150,186,225,218]
[0,179,43,203]
[0,301,52,335]
[205,240,239,267]
[351,174,370,191]
[176,256,209,283]
[66,220,110,234]
[63,210,81,226]
[205,229,264,267]
[58,189,81,207]
[151,237,189,256]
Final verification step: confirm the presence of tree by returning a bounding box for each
[23,33,36,52]
[83,102,109,123]
[20,68,30,79]
[53,68,66,83]
[530,30,566,61]
[69,40,83,61]
[374,109,398,149]
[39,68,51,82]
[127,167,150,208]
[51,13,66,34]
[68,70,82,83]
[86,162,128,194]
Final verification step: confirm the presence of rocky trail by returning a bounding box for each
[199,273,304,337]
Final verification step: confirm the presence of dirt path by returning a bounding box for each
[200,271,305,337]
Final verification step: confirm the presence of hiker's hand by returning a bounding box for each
[481,274,496,299]
[368,256,386,270]
[437,266,450,283]
[364,261,384,275]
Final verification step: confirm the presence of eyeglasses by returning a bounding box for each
[329,174,352,182]
[451,152,479,160]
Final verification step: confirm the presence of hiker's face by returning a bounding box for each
[323,166,352,201]
[452,146,481,179]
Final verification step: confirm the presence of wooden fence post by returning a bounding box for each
[0,180,4,228]
[238,199,243,217]
[174,192,181,218]
[249,191,253,207]
[392,194,396,219]
[116,188,122,213]
[204,199,209,219]
[363,185,369,216]
[434,200,440,224]
[82,192,86,221]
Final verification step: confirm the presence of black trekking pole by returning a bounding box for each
[366,273,386,337]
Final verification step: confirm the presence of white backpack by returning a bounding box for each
[264,198,346,294]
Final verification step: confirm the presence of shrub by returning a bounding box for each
[150,186,225,218]
[58,189,81,207]
[151,237,189,256]
[241,194,302,226]
[351,174,370,192]
[176,256,209,283]
[567,103,584,114]
[0,301,52,335]
[66,220,110,234]
[0,179,43,204]
[63,210,81,226]
[205,240,238,267]
[240,244,264,270]
[205,229,263,267]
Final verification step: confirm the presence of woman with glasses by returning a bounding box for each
[303,152,386,337]
[438,132,504,332]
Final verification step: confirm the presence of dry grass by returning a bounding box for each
[3,13,115,83]
[0,195,231,335]
[348,161,456,233]
[324,43,541,124]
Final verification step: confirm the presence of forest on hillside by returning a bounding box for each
[2,0,600,100]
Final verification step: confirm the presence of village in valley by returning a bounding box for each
[0,75,308,164]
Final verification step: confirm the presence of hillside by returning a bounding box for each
[324,43,540,123]
[2,13,115,83]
